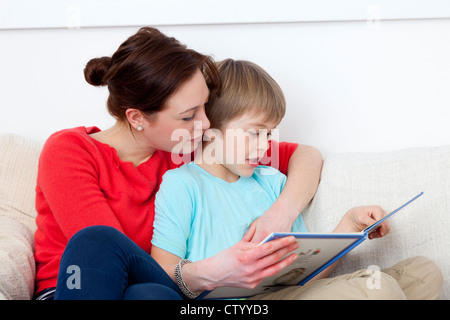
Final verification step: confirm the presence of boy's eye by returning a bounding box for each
[248,130,271,138]
[249,130,272,138]
[182,113,196,121]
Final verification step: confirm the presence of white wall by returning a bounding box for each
[1,5,449,156]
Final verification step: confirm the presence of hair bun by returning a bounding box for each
[84,57,111,86]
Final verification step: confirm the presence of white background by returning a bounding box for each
[0,1,449,156]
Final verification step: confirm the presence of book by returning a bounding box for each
[199,191,423,299]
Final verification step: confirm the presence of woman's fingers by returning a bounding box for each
[240,236,299,286]
[257,252,299,281]
[210,236,300,290]
[255,236,297,259]
[242,222,257,242]
[257,238,299,267]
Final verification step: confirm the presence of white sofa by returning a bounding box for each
[0,133,449,299]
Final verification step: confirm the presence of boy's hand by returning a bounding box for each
[334,206,390,239]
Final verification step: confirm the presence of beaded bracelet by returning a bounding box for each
[174,259,201,299]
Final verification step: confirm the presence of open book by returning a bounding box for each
[199,192,423,300]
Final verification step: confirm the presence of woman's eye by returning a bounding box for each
[182,113,196,121]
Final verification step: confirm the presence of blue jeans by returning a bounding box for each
[54,226,184,300]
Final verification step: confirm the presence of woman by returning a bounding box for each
[33,27,323,300]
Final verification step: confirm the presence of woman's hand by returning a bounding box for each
[245,202,296,244]
[184,235,299,292]
[333,205,390,239]
[247,145,323,244]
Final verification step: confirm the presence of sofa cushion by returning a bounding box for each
[0,216,35,299]
[0,134,43,234]
[301,145,450,299]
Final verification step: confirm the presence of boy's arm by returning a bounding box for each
[251,143,323,243]
[310,205,389,281]
[151,245,182,283]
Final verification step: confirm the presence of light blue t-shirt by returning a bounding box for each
[152,163,307,262]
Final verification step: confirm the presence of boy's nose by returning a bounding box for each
[257,136,270,155]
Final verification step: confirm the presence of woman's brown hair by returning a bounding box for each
[84,27,221,120]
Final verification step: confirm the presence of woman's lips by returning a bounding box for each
[191,135,203,143]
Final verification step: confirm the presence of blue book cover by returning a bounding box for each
[199,192,423,300]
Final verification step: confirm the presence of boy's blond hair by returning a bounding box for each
[207,59,286,129]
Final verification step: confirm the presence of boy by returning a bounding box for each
[150,59,442,300]
[151,59,307,262]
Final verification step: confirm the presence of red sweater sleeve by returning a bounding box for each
[35,130,124,241]
[259,140,299,175]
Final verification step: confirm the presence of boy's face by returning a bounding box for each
[214,112,277,178]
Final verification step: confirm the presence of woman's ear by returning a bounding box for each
[125,108,145,131]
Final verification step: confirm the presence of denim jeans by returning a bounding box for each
[54,225,183,300]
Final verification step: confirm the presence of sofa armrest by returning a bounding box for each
[0,216,35,300]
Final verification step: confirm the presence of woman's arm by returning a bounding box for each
[37,130,124,240]
[153,206,389,292]
[151,235,300,294]
[250,144,323,243]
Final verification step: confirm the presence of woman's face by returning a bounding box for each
[141,69,211,156]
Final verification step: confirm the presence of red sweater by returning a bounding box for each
[34,126,298,294]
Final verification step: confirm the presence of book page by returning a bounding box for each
[201,234,363,299]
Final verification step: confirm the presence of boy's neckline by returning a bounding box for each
[189,162,245,185]
[192,146,242,183]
